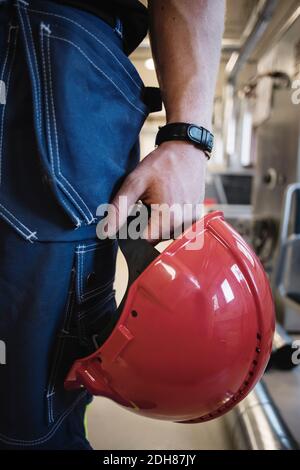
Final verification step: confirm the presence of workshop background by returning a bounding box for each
[86,0,300,450]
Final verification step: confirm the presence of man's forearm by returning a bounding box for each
[148,0,225,130]
[107,1,224,239]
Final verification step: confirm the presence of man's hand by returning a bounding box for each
[105,1,224,243]
[106,142,206,243]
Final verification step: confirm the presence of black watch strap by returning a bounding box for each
[155,123,214,159]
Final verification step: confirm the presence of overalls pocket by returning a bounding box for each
[75,239,118,353]
[16,0,149,229]
[45,238,118,424]
[45,268,84,425]
[0,16,39,241]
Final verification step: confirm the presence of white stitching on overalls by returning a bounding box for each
[82,276,115,298]
[80,250,84,299]
[50,35,147,116]
[0,26,18,186]
[114,17,123,40]
[49,291,76,423]
[24,7,42,132]
[0,21,38,242]
[46,282,76,424]
[75,241,116,300]
[0,203,38,241]
[75,239,116,254]
[0,391,87,446]
[46,32,95,224]
[78,291,115,319]
[16,1,42,133]
[40,28,54,170]
[75,244,84,303]
[22,5,142,90]
[0,211,32,240]
[40,28,82,227]
[76,240,114,250]
[75,246,114,254]
[26,231,38,242]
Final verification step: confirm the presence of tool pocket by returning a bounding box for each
[45,268,84,425]
[75,239,118,353]
[45,238,117,424]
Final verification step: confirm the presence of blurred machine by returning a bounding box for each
[252,11,300,329]
[213,3,300,331]
[217,3,300,448]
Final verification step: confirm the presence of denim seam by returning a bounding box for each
[48,289,75,423]
[46,282,76,424]
[75,247,112,254]
[78,291,115,320]
[76,243,113,254]
[83,276,114,296]
[40,28,82,227]
[81,286,114,304]
[75,241,116,301]
[0,25,18,186]
[114,17,123,40]
[50,34,147,116]
[20,4,142,90]
[0,29,11,185]
[75,244,85,303]
[16,1,42,134]
[0,203,38,241]
[75,243,114,253]
[80,249,84,300]
[46,32,95,225]
[46,271,74,423]
[77,308,86,343]
[24,7,42,133]
[42,27,83,227]
[0,391,87,446]
[76,240,114,250]
[77,245,99,302]
[81,278,115,302]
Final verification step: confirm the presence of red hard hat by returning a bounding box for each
[65,211,275,422]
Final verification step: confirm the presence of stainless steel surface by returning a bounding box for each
[214,175,228,204]
[268,323,299,370]
[252,87,300,220]
[226,381,299,450]
[273,323,294,350]
[226,0,279,83]
[273,184,300,318]
[278,184,300,246]
[263,348,300,444]
[204,204,253,220]
[269,5,300,48]
[224,0,279,167]
[252,7,300,221]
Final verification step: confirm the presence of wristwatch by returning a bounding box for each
[155,122,214,159]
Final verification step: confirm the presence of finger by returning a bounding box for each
[143,203,203,243]
[173,205,205,240]
[105,172,146,237]
[142,207,172,244]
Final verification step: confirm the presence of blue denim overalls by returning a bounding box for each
[0,0,150,449]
